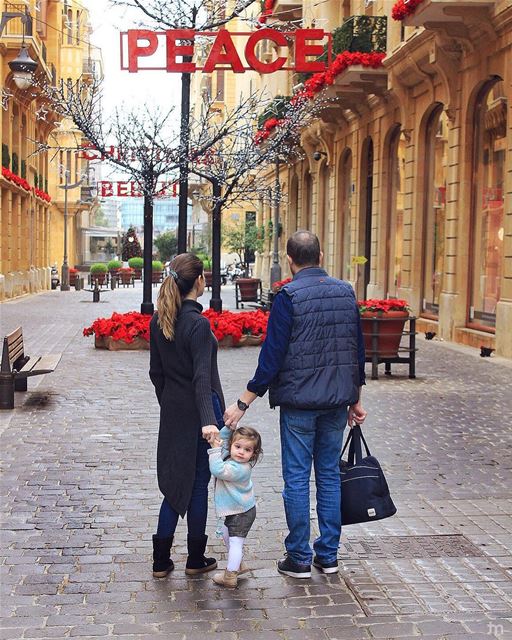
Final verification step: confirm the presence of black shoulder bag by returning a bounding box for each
[339,425,397,525]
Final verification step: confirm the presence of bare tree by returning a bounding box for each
[30,63,328,312]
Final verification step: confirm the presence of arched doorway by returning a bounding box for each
[421,105,448,317]
[468,79,506,331]
[358,137,373,298]
[337,149,352,281]
[302,170,313,230]
[384,127,406,298]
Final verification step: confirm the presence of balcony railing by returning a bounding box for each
[257,95,291,129]
[295,16,387,86]
[82,58,95,75]
[3,3,33,37]
[331,16,387,56]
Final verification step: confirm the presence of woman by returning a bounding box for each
[149,252,223,578]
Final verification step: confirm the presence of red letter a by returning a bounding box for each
[203,30,244,73]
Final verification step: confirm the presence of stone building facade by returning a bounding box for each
[250,0,511,357]
[0,0,100,300]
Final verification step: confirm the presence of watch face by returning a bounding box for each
[237,400,248,411]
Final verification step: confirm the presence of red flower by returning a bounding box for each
[358,299,410,314]
[272,277,292,292]
[391,0,425,21]
[83,311,151,344]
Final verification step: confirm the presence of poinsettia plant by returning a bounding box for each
[84,309,269,346]
[203,309,269,344]
[358,299,410,314]
[272,277,292,292]
[391,0,425,21]
[83,312,151,344]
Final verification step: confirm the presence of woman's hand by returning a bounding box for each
[202,425,219,442]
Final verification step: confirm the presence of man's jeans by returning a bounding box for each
[280,406,347,565]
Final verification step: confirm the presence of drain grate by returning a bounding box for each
[341,535,485,559]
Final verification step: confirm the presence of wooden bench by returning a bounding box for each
[0,327,62,410]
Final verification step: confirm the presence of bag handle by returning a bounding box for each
[341,425,371,465]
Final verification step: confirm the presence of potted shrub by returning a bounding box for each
[107,259,122,278]
[118,266,134,286]
[128,256,144,280]
[358,299,410,358]
[152,260,164,284]
[69,267,79,287]
[90,263,107,285]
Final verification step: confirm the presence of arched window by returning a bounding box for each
[67,9,73,44]
[469,79,506,330]
[288,173,299,236]
[422,105,448,317]
[76,11,81,45]
[337,149,352,280]
[303,171,312,230]
[318,160,330,252]
[359,137,373,298]
[384,126,406,297]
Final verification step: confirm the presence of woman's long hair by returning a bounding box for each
[157,253,204,340]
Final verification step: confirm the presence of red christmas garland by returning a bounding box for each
[2,166,31,192]
[34,187,52,203]
[258,0,276,24]
[391,0,425,21]
[2,166,52,202]
[255,51,386,144]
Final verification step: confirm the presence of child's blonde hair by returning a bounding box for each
[229,426,263,466]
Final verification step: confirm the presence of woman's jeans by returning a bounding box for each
[156,392,224,539]
[280,406,347,565]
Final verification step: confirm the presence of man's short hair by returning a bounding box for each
[287,231,321,267]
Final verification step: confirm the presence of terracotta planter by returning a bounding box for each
[152,271,163,284]
[217,335,245,348]
[241,334,263,346]
[133,268,143,280]
[90,272,106,285]
[69,273,79,286]
[204,271,213,287]
[94,336,149,350]
[361,311,409,358]
[118,270,134,285]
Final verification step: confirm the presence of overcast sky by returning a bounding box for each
[86,1,182,117]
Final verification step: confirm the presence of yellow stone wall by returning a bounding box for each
[0,0,98,299]
[247,0,512,358]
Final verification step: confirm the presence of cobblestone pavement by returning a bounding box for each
[1,284,512,640]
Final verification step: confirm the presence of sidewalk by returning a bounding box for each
[1,283,511,640]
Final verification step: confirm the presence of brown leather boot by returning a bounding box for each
[212,569,238,588]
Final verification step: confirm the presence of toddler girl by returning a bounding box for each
[208,425,262,588]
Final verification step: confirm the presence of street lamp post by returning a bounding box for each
[210,178,222,312]
[58,172,83,291]
[141,191,154,315]
[177,57,192,254]
[270,157,282,287]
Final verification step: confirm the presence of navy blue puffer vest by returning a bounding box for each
[269,267,360,410]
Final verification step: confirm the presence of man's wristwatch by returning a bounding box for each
[237,399,249,412]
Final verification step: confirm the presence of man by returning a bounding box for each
[224,230,367,578]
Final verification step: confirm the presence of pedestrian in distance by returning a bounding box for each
[206,425,262,588]
[224,230,367,578]
[149,252,222,578]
